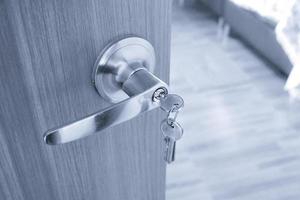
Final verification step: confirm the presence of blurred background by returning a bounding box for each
[167,0,300,199]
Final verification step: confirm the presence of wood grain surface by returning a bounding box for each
[0,0,171,199]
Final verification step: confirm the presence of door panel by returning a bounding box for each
[0,0,171,199]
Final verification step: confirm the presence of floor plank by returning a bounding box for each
[167,4,300,200]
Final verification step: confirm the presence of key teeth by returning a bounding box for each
[164,137,176,164]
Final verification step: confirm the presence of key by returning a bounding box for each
[159,94,184,113]
[161,119,184,163]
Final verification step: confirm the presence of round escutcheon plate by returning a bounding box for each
[92,37,156,103]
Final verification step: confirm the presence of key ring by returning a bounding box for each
[167,106,179,127]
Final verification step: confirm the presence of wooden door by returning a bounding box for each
[0,0,171,199]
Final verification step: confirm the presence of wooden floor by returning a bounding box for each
[167,4,300,200]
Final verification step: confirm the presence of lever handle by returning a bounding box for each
[44,78,167,145]
[44,37,168,145]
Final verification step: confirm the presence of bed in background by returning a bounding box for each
[202,0,293,75]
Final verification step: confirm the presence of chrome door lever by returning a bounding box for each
[44,37,168,145]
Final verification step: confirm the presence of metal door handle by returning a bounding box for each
[44,37,168,145]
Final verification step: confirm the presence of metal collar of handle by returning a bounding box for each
[44,37,168,145]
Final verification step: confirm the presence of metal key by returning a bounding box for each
[161,119,184,163]
[159,94,184,112]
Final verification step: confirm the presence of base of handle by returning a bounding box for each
[92,37,155,103]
